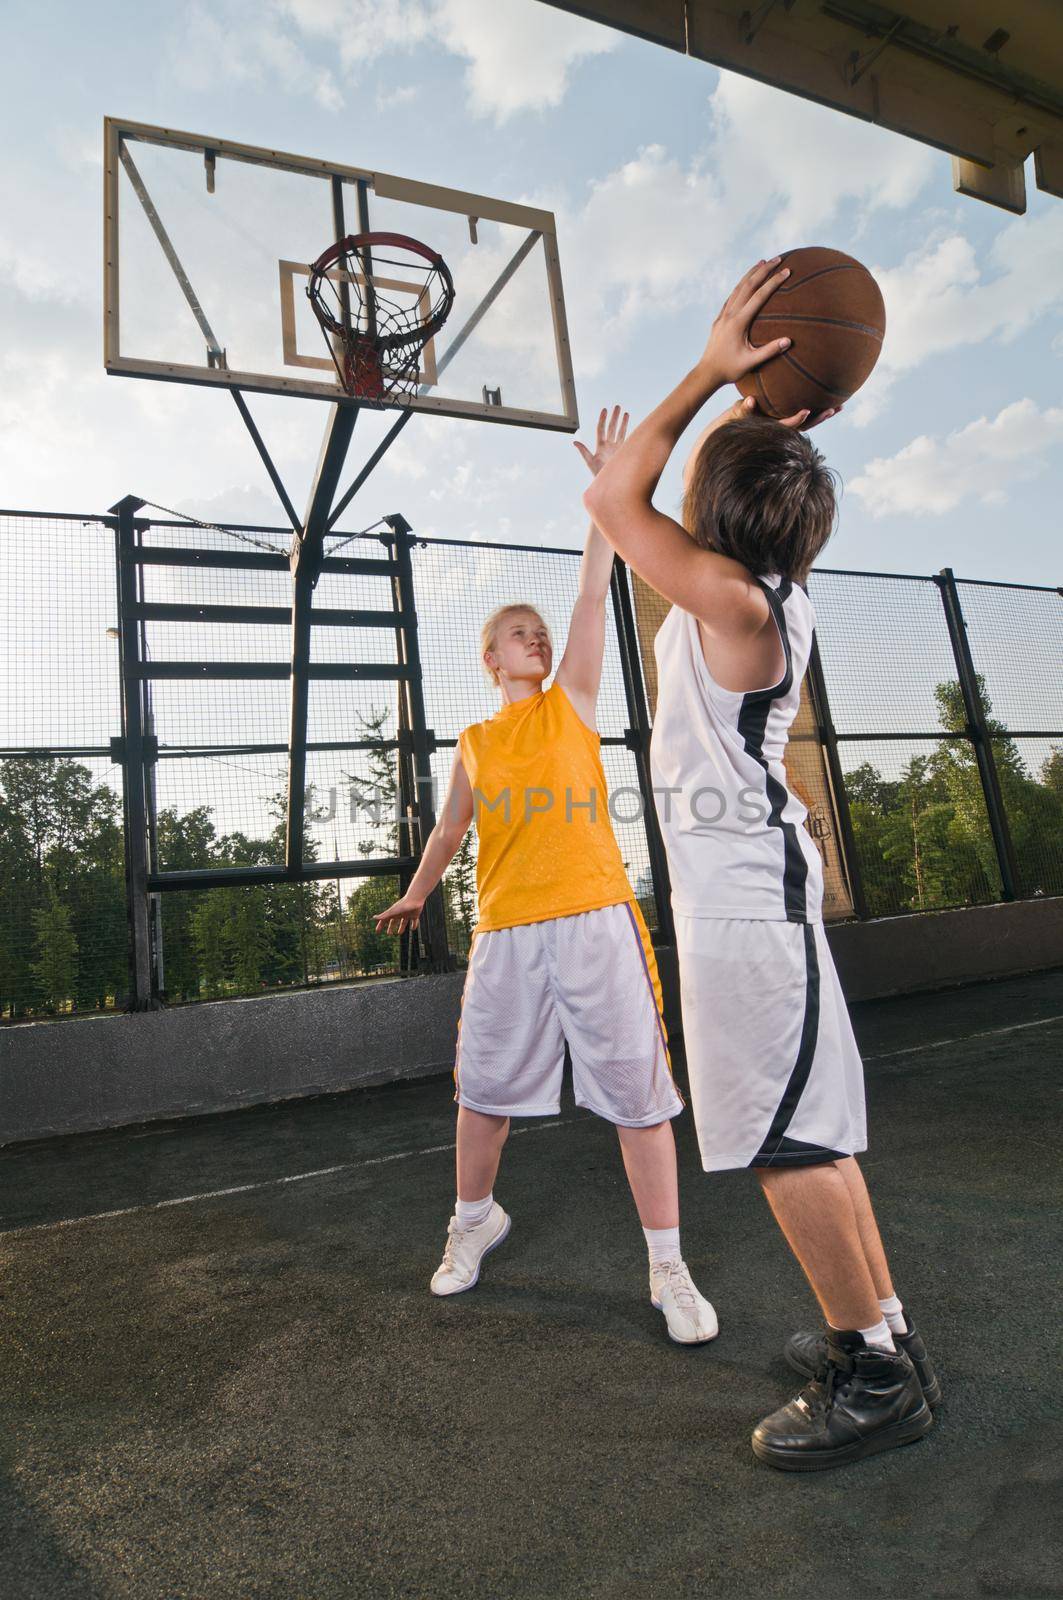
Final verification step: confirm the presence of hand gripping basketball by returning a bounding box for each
[699,258,794,385]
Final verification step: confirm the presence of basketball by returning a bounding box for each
[735,246,885,422]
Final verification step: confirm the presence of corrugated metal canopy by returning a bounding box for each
[538,1,1063,210]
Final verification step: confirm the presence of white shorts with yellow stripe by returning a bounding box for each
[453,900,684,1127]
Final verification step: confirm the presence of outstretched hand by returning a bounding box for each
[574,404,630,477]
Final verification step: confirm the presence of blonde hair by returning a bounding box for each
[480,603,552,688]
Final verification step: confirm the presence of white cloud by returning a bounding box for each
[433,0,615,121]
[708,73,936,245]
[544,73,937,378]
[168,1,344,110]
[0,239,93,308]
[848,398,1063,517]
[276,0,434,71]
[849,208,1063,424]
[174,485,295,530]
[248,0,616,120]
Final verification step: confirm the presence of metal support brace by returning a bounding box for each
[936,567,1020,901]
[118,141,227,368]
[385,514,453,973]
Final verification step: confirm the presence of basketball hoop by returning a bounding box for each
[306,233,455,405]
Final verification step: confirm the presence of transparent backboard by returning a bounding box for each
[104,118,578,432]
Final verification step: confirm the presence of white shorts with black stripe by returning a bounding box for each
[454,902,684,1128]
[674,915,867,1172]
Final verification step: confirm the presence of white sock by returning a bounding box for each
[856,1317,896,1352]
[455,1193,493,1229]
[879,1294,908,1336]
[644,1225,681,1267]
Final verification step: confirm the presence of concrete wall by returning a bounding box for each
[2,897,1060,1147]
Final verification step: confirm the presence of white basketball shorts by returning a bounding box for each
[453,901,684,1127]
[674,914,867,1173]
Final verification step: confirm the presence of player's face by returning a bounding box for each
[494,614,552,683]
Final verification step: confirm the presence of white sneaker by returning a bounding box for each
[430,1203,512,1297]
[649,1257,719,1344]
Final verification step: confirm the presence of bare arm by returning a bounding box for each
[584,257,832,642]
[373,748,474,934]
[555,408,628,722]
[583,365,772,641]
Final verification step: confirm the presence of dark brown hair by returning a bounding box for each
[683,415,840,584]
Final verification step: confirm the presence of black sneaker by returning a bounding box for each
[752,1329,934,1472]
[784,1316,942,1410]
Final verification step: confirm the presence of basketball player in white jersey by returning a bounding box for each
[584,257,940,1471]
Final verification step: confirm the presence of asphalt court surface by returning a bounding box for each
[2,969,1062,1599]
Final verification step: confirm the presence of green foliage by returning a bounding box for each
[30,886,78,1010]
[0,757,128,1019]
[4,670,1060,1017]
[444,828,477,960]
[846,675,1063,916]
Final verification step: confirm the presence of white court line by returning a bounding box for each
[862,1011,1063,1064]
[0,1116,587,1241]
[4,1011,1061,1240]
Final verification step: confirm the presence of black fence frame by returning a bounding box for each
[2,507,1061,1014]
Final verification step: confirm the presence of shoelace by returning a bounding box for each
[652,1258,699,1308]
[803,1354,854,1418]
[440,1220,472,1273]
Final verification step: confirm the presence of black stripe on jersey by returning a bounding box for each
[737,578,808,922]
[750,924,822,1166]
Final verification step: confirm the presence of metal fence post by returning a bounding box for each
[609,558,675,945]
[111,493,162,1009]
[385,514,454,973]
[935,567,1020,901]
[806,634,868,920]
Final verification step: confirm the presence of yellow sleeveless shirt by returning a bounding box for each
[458,681,637,934]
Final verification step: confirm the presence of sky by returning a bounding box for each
[2,0,1063,586]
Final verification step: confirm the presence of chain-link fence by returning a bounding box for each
[2,506,1060,1022]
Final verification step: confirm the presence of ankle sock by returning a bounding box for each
[828,1316,896,1353]
[878,1294,908,1336]
[856,1317,896,1352]
[644,1225,681,1267]
[455,1193,493,1229]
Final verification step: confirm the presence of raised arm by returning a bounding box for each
[585,263,834,646]
[583,259,801,642]
[554,406,629,728]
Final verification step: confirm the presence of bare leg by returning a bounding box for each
[456,1106,510,1201]
[757,1162,881,1330]
[616,1120,680,1230]
[836,1156,896,1300]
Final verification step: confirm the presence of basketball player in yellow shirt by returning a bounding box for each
[374,408,716,1344]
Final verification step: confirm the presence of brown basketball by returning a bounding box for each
[735,246,885,422]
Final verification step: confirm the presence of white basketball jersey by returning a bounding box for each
[650,575,824,925]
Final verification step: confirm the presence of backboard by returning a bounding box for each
[103,117,579,431]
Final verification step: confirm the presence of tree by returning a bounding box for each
[444,827,478,960]
[30,888,78,1012]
